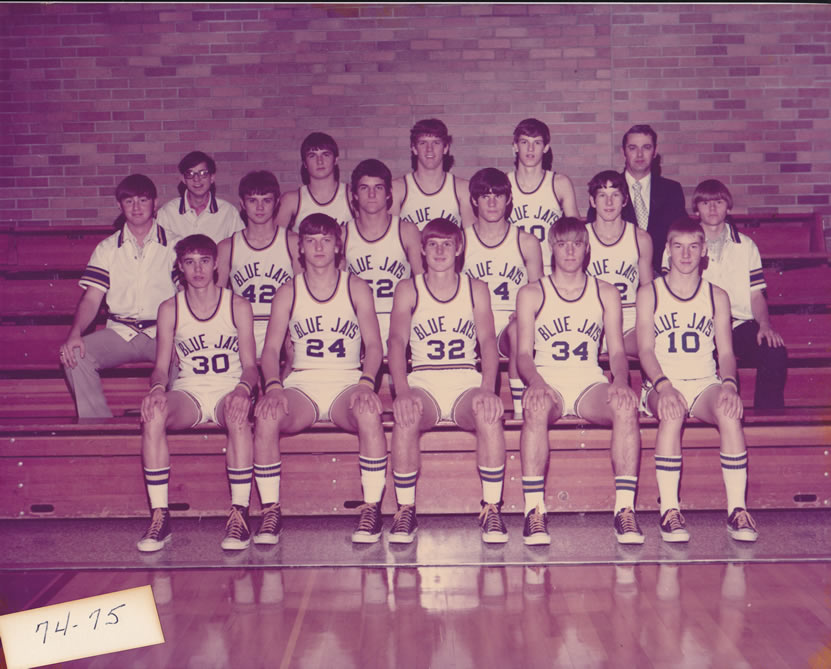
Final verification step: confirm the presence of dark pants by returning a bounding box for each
[732,320,788,409]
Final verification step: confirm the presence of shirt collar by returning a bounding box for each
[117,220,167,248]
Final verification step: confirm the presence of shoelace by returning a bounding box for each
[617,509,639,534]
[526,508,547,535]
[665,509,686,531]
[732,509,757,531]
[259,505,281,534]
[225,508,248,539]
[355,503,379,533]
[479,504,505,533]
[391,505,415,532]
[143,509,167,539]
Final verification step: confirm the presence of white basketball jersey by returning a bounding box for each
[399,172,462,230]
[534,275,604,372]
[229,227,294,324]
[507,170,563,244]
[462,225,529,313]
[652,276,716,380]
[289,271,362,371]
[174,288,242,386]
[294,183,354,228]
[410,274,478,371]
[585,221,641,310]
[343,216,411,316]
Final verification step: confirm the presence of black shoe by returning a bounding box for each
[522,506,551,546]
[614,507,645,545]
[479,501,508,544]
[137,507,171,553]
[221,505,251,550]
[727,507,758,542]
[352,502,382,543]
[389,504,418,544]
[253,503,282,545]
[659,508,690,543]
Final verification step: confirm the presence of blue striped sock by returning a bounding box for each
[522,476,546,514]
[144,466,170,509]
[655,455,682,515]
[393,470,418,506]
[227,466,253,507]
[479,464,505,504]
[254,461,282,506]
[720,451,748,513]
[359,455,388,504]
[614,476,638,513]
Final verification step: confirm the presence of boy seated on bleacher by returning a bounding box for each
[638,218,759,544]
[386,218,509,545]
[60,174,179,419]
[138,234,259,553]
[663,180,787,409]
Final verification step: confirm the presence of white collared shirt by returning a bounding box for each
[155,194,243,243]
[79,222,179,341]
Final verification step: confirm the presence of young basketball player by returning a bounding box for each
[462,167,543,419]
[217,170,302,357]
[275,132,354,229]
[637,217,759,543]
[387,218,508,544]
[343,159,423,357]
[585,170,653,355]
[138,234,258,552]
[392,118,475,229]
[507,118,579,274]
[516,217,643,546]
[253,214,388,545]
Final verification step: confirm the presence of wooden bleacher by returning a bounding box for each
[1,214,829,520]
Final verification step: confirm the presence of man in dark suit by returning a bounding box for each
[588,125,686,272]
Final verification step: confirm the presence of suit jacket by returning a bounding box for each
[587,172,686,272]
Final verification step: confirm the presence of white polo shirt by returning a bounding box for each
[155,192,243,243]
[79,222,179,341]
[661,223,765,327]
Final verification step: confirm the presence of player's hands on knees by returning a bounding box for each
[59,334,85,368]
[717,384,744,419]
[141,388,167,423]
[471,389,504,425]
[392,390,423,428]
[349,385,382,416]
[254,388,289,421]
[522,380,557,415]
[656,384,687,421]
[224,387,252,426]
[607,380,638,411]
[757,324,784,348]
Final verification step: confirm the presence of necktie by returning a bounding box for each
[631,181,649,231]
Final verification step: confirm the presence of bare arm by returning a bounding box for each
[351,274,384,381]
[61,287,106,367]
[141,297,176,423]
[287,230,303,275]
[553,173,579,219]
[515,282,544,387]
[599,281,629,383]
[401,220,424,275]
[713,285,743,418]
[390,177,406,216]
[520,230,544,283]
[274,190,299,229]
[387,279,415,392]
[254,280,294,420]
[216,237,232,289]
[471,278,499,392]
[635,228,654,285]
[223,295,259,425]
[456,177,476,229]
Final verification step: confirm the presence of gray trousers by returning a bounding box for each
[64,328,157,418]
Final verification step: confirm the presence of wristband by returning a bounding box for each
[359,374,375,388]
[722,377,738,389]
[264,378,283,392]
[652,375,669,390]
[149,383,165,394]
[236,380,252,396]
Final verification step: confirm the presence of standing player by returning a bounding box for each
[253,214,388,545]
[637,217,758,543]
[585,170,653,355]
[275,132,354,230]
[343,159,423,356]
[155,151,243,243]
[60,174,178,419]
[387,218,508,544]
[507,118,579,274]
[462,168,543,419]
[392,119,475,229]
[517,217,643,546]
[137,234,258,552]
[217,171,302,358]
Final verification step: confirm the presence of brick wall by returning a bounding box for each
[1,3,830,227]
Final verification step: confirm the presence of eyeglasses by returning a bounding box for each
[184,169,211,180]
